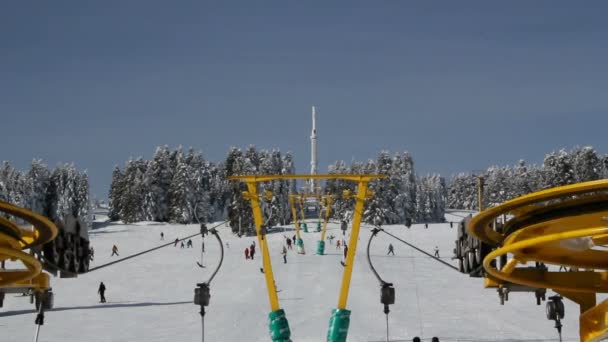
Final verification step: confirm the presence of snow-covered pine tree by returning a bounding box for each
[225,147,255,235]
[542,149,574,188]
[108,166,125,221]
[364,151,395,225]
[142,146,173,222]
[120,158,148,223]
[24,159,50,215]
[168,149,195,224]
[570,146,601,183]
[324,160,352,221]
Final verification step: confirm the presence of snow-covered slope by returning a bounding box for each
[1,218,580,341]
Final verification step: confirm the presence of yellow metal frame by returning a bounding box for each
[229,174,384,312]
[319,196,333,243]
[468,179,608,342]
[0,201,58,292]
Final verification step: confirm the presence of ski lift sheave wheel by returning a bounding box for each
[546,296,565,320]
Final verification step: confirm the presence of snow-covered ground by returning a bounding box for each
[1,214,581,341]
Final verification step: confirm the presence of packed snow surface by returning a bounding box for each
[2,214,581,341]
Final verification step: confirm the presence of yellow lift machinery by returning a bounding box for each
[468,179,608,342]
[0,201,58,308]
[229,174,383,342]
[288,193,334,255]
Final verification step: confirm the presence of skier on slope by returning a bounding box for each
[282,245,288,264]
[174,238,179,247]
[245,247,250,260]
[111,245,119,256]
[98,282,106,303]
[434,246,440,258]
[387,243,395,255]
[286,237,292,250]
[249,243,256,260]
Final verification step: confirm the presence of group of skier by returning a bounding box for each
[244,241,256,260]
[413,337,440,342]
[173,237,194,248]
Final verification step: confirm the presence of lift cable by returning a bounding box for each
[361,223,459,272]
[366,227,395,342]
[88,220,229,273]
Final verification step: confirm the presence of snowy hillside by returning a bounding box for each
[1,217,581,341]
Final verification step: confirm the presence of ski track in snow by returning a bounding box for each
[2,214,584,341]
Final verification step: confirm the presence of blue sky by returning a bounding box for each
[1,1,607,199]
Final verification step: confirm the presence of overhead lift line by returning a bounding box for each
[88,220,228,273]
[362,224,459,272]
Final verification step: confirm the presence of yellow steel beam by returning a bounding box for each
[0,200,58,246]
[580,298,608,342]
[337,180,369,309]
[228,174,386,183]
[468,179,608,245]
[482,226,608,293]
[320,196,333,242]
[289,195,302,240]
[245,181,281,311]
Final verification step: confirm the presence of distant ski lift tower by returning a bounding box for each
[310,106,318,193]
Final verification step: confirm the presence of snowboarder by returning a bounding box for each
[336,239,341,250]
[387,243,394,255]
[249,243,256,260]
[111,245,119,256]
[245,247,250,260]
[174,238,179,247]
[187,239,193,248]
[282,245,287,264]
[98,282,106,303]
[434,246,440,258]
[286,237,292,250]
[180,241,185,248]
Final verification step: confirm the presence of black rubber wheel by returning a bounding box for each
[467,251,476,270]
[546,301,557,320]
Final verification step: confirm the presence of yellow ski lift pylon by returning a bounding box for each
[229,174,384,342]
[468,179,608,342]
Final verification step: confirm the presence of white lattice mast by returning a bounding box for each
[310,106,318,193]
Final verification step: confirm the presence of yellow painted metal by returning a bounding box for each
[337,180,369,309]
[0,200,58,291]
[299,197,306,225]
[228,174,385,183]
[289,195,302,240]
[320,196,333,242]
[467,180,608,342]
[245,181,280,311]
[230,174,384,314]
[468,179,608,245]
[580,298,608,342]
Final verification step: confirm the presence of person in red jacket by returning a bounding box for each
[249,243,256,260]
[245,247,250,260]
